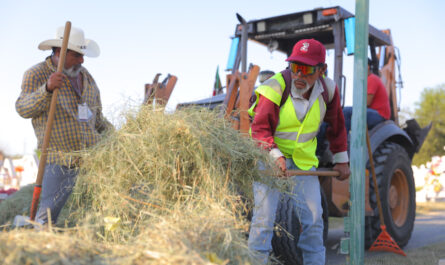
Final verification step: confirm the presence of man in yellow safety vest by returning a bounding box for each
[247,39,350,264]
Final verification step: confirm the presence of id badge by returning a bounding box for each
[78,102,92,122]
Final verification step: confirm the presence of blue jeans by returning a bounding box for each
[343,107,385,134]
[248,158,325,265]
[36,164,78,224]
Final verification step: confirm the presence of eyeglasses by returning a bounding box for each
[289,63,317,76]
[67,50,84,58]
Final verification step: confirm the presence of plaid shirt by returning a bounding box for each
[16,57,112,166]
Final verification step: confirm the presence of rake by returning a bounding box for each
[366,128,406,256]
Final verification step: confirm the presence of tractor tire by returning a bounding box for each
[365,141,416,249]
[271,188,328,265]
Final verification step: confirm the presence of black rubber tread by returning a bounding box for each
[272,194,302,264]
[364,141,416,249]
[271,188,328,265]
[321,189,329,243]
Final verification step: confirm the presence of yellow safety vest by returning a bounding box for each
[248,73,327,170]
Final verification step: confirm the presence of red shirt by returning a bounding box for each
[368,73,390,120]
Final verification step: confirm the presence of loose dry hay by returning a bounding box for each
[0,106,281,264]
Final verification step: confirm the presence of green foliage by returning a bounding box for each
[412,84,445,166]
[0,184,33,225]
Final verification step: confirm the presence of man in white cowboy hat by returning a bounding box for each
[16,26,112,225]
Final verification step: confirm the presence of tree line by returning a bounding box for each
[412,84,445,166]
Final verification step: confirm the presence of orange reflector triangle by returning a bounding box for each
[369,225,406,256]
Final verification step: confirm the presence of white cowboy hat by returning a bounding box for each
[38,26,100,57]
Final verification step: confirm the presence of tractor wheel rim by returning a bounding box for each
[390,169,409,227]
[389,186,398,209]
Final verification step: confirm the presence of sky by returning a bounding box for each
[1,0,444,156]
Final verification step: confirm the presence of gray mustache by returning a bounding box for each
[293,79,307,85]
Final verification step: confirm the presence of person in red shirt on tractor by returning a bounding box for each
[343,58,391,133]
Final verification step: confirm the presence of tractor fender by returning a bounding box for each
[367,120,415,160]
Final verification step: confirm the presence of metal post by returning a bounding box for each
[332,21,345,97]
[241,29,247,73]
[236,13,248,73]
[349,0,369,264]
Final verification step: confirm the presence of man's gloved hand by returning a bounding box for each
[333,162,350,181]
[46,72,66,92]
[275,156,288,178]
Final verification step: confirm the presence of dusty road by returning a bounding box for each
[325,211,445,265]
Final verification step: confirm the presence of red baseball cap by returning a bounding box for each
[286,39,326,66]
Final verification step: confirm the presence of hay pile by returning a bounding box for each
[0,106,279,264]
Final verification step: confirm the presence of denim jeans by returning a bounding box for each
[36,164,78,224]
[248,158,325,265]
[343,106,385,134]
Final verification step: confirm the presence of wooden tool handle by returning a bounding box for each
[366,127,385,225]
[30,21,71,221]
[263,168,340,177]
[286,169,340,177]
[35,21,71,186]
